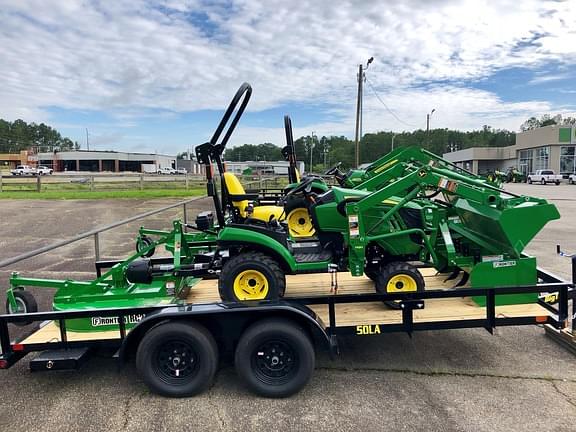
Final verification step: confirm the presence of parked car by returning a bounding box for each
[176,168,188,175]
[527,170,562,185]
[157,167,176,175]
[569,174,576,185]
[10,165,36,175]
[36,165,53,175]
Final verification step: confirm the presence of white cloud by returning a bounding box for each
[0,0,575,151]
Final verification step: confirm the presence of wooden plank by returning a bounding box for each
[186,271,464,304]
[21,322,124,345]
[309,298,551,327]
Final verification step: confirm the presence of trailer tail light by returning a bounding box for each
[535,316,548,323]
[12,344,24,351]
[0,359,8,369]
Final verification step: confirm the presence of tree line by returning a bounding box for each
[0,119,79,153]
[224,114,576,172]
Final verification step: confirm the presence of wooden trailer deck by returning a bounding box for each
[20,269,551,345]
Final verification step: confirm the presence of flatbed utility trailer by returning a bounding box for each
[0,263,573,398]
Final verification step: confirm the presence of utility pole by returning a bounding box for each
[85,128,90,151]
[391,133,397,151]
[426,109,435,146]
[309,132,316,173]
[354,57,374,168]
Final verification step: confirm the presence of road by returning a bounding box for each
[0,185,575,432]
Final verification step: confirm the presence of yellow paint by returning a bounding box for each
[386,274,418,293]
[233,269,269,300]
[356,324,381,335]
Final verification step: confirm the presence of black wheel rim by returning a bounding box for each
[153,339,199,385]
[251,339,297,385]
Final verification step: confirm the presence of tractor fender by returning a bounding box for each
[118,302,332,362]
[218,226,297,272]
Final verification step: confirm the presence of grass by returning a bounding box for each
[0,188,205,200]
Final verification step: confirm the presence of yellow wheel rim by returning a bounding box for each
[386,274,418,293]
[287,208,315,238]
[233,270,269,300]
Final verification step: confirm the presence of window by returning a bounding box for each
[560,146,576,174]
[518,149,533,175]
[534,146,550,172]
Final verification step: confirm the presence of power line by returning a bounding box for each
[365,77,416,128]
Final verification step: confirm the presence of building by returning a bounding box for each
[0,150,35,169]
[443,125,576,176]
[36,150,176,173]
[224,160,305,176]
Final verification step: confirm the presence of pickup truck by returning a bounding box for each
[10,165,36,176]
[157,167,176,175]
[527,170,562,185]
[36,166,53,175]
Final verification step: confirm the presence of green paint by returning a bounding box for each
[559,128,572,143]
[471,257,538,306]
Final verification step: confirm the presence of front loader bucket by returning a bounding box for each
[450,197,560,256]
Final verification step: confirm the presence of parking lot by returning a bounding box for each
[0,184,575,432]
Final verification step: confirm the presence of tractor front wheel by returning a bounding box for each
[219,252,286,302]
[375,262,424,309]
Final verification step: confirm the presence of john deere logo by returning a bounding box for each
[418,170,426,177]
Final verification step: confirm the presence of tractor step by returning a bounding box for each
[30,347,91,372]
[290,240,322,255]
[294,250,333,263]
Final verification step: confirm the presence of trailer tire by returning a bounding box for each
[235,318,315,398]
[6,290,38,326]
[219,252,285,302]
[136,321,218,397]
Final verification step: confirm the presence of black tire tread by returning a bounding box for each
[136,321,218,397]
[374,261,425,294]
[235,318,315,398]
[218,251,286,301]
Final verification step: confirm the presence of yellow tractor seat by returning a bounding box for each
[223,172,286,221]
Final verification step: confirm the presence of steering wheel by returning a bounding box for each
[282,176,315,202]
[324,162,342,176]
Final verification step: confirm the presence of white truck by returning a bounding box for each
[157,167,176,175]
[10,165,36,176]
[527,170,562,185]
[36,166,53,175]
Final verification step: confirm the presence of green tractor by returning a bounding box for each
[5,83,561,332]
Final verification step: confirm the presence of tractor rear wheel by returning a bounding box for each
[219,252,286,302]
[285,198,315,238]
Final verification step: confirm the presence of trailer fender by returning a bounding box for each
[118,302,332,363]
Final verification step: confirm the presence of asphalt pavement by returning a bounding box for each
[0,186,575,432]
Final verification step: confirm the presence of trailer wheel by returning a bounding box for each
[219,252,285,302]
[136,235,155,258]
[6,290,38,326]
[136,321,218,397]
[375,262,424,295]
[235,318,315,398]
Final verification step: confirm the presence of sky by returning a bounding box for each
[1,0,576,154]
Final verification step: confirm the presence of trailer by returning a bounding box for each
[0,261,573,398]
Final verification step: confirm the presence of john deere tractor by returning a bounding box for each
[5,82,560,328]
